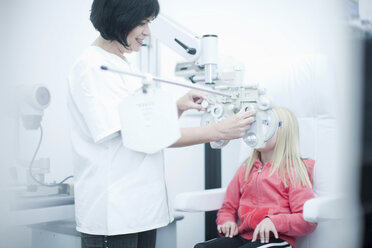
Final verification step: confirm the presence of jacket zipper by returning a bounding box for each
[256,163,265,207]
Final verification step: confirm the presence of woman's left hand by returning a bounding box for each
[252,217,279,243]
[177,90,212,114]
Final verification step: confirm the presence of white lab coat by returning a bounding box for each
[68,46,173,235]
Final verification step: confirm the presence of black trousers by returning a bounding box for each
[81,229,157,248]
[194,236,292,248]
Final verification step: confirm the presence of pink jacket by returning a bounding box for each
[217,159,317,247]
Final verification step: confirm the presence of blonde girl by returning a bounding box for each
[194,106,317,248]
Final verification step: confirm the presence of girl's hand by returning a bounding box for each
[217,221,238,238]
[252,217,279,243]
[177,90,211,114]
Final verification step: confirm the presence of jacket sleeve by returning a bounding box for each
[267,160,317,236]
[216,166,244,225]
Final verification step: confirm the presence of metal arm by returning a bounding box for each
[150,14,201,62]
[100,66,231,97]
[150,14,218,84]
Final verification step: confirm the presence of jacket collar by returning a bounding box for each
[253,158,272,168]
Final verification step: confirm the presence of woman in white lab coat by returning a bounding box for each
[68,0,256,247]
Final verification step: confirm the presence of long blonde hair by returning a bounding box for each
[244,106,312,188]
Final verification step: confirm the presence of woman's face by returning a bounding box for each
[126,18,152,52]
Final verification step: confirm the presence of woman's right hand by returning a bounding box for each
[213,110,256,141]
[217,221,239,238]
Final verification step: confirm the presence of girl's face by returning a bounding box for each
[257,131,277,153]
[126,18,152,52]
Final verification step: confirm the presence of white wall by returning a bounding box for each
[1,1,358,248]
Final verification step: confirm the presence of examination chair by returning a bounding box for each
[174,55,359,248]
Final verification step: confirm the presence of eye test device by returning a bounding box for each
[101,67,279,149]
[200,85,279,149]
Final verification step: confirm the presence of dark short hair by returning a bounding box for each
[90,0,160,48]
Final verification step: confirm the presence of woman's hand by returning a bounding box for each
[177,90,211,116]
[213,109,256,140]
[252,217,279,243]
[217,221,238,238]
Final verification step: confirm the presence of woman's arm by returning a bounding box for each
[170,110,255,147]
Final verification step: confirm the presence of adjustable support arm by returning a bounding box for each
[150,14,218,84]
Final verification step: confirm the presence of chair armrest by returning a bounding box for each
[174,188,226,212]
[303,195,345,222]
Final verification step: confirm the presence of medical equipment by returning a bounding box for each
[200,86,279,148]
[149,14,279,149]
[101,66,279,149]
[150,15,218,84]
[16,84,73,191]
[18,84,51,130]
[101,66,230,153]
[100,66,230,97]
